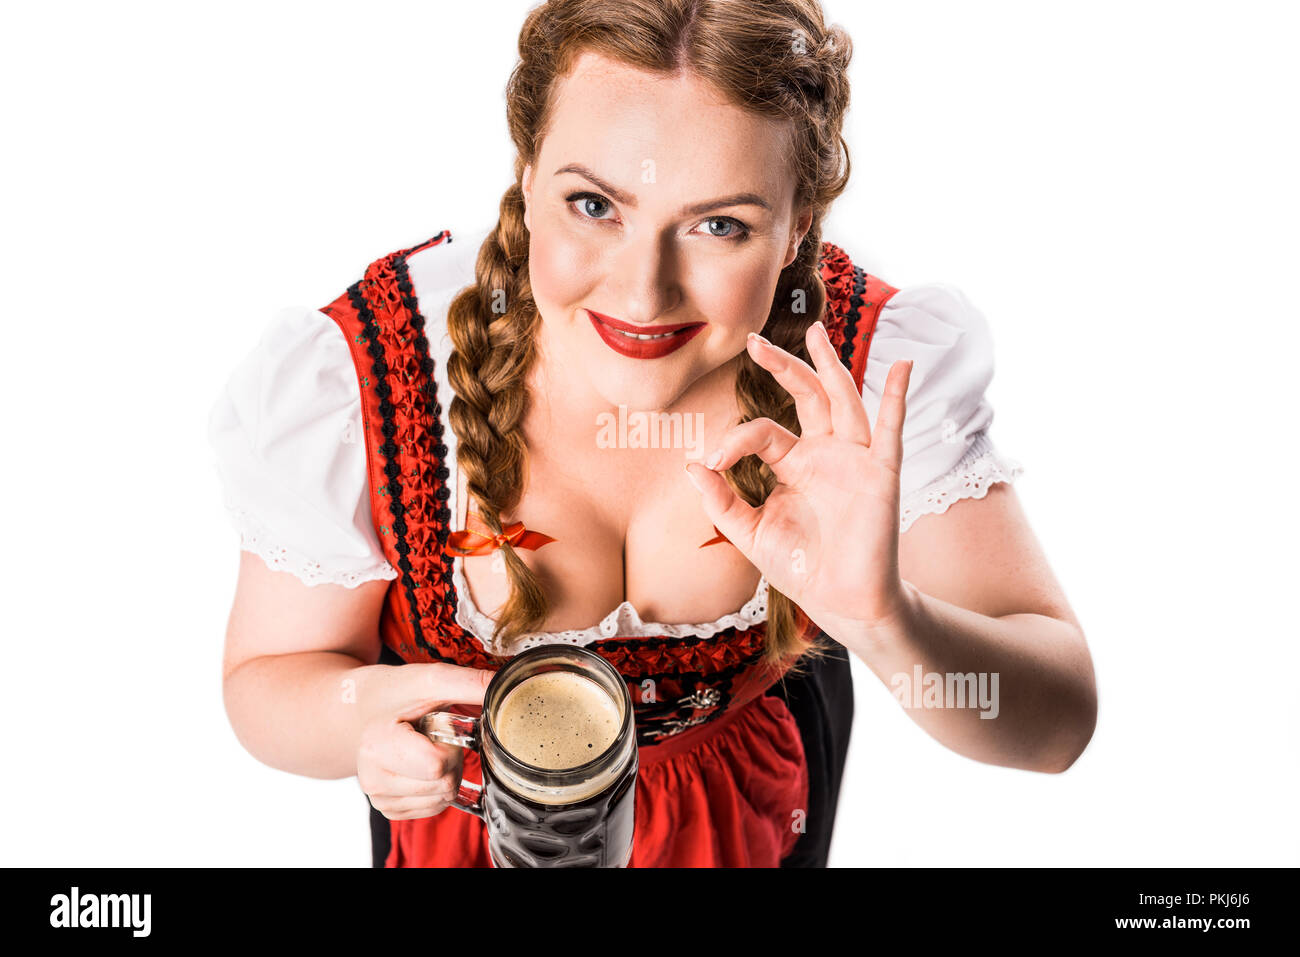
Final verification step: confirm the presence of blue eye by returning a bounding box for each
[703,218,745,239]
[567,193,615,221]
[564,192,752,242]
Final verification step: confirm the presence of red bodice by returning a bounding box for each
[320,231,898,743]
[321,230,900,866]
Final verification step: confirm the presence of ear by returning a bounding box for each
[784,206,814,268]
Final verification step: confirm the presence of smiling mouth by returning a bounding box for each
[586,309,707,359]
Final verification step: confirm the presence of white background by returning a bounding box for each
[2,0,1296,867]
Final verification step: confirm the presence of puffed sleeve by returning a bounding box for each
[860,283,1025,532]
[207,306,398,587]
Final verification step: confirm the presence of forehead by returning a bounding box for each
[540,50,795,203]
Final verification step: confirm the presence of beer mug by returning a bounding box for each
[418,644,638,867]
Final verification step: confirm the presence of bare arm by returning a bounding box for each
[829,483,1097,774]
[221,552,490,780]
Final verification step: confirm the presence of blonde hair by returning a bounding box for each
[446,0,854,666]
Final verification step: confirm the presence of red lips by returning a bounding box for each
[587,310,706,360]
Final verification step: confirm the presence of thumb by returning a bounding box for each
[392,663,496,724]
[684,461,759,557]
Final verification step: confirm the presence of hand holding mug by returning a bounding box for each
[356,663,495,821]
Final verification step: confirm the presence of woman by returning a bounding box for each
[212,0,1097,867]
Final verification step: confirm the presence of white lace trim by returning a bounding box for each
[900,441,1025,532]
[224,505,399,589]
[452,558,769,657]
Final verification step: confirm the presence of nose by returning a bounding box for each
[608,231,682,324]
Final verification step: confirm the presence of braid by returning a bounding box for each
[445,157,551,646]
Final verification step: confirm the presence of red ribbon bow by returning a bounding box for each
[444,511,558,557]
[699,525,732,548]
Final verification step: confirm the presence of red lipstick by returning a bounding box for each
[587,309,706,360]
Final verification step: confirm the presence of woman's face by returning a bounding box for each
[522,51,813,415]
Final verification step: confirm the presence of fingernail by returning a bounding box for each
[705,449,723,469]
[814,320,828,340]
[748,332,769,347]
[685,464,705,492]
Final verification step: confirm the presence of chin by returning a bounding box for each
[592,374,684,414]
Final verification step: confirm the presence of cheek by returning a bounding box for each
[696,259,778,337]
[527,223,595,315]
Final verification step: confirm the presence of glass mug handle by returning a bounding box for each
[416,711,485,819]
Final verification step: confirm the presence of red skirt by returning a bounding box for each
[385,692,810,868]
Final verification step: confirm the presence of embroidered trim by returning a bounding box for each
[367,247,491,665]
[324,230,515,671]
[900,445,1025,532]
[345,279,435,653]
[817,245,896,388]
[595,630,768,680]
[391,251,454,570]
[223,504,398,589]
[818,242,858,367]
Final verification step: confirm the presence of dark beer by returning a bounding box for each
[493,671,621,769]
[483,669,635,868]
[419,645,638,868]
[481,746,637,867]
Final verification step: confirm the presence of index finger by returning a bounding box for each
[392,664,495,723]
[746,332,833,437]
[806,320,872,445]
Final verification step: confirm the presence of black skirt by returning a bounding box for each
[366,639,854,868]
[767,638,855,868]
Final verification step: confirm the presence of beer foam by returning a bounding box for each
[494,671,622,770]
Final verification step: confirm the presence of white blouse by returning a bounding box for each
[208,222,1024,652]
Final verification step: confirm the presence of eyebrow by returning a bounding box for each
[554,163,773,215]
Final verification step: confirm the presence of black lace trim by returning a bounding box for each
[390,234,480,645]
[837,265,867,371]
[347,280,431,658]
[392,252,458,597]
